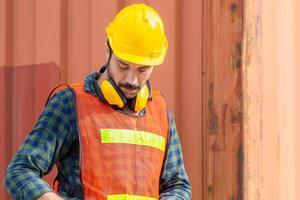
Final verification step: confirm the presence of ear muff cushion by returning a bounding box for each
[107,78,127,102]
[100,78,127,108]
[134,83,150,112]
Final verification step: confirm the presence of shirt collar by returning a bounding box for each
[83,72,99,96]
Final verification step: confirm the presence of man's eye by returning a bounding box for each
[139,67,150,73]
[118,64,128,70]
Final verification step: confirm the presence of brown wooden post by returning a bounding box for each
[202,0,244,199]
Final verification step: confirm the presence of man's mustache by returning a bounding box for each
[118,83,140,90]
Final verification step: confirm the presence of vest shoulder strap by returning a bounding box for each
[45,81,84,106]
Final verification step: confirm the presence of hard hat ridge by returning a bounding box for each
[106,3,168,66]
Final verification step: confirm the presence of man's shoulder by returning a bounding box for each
[46,84,75,106]
[151,90,167,104]
[153,88,170,99]
[48,80,86,99]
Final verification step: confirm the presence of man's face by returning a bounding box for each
[108,54,154,99]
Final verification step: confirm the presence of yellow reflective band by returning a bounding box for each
[100,129,165,152]
[107,194,156,200]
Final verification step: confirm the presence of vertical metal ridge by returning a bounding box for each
[5,0,13,65]
[60,0,68,83]
[117,0,124,12]
[1,66,13,200]
[88,0,92,72]
[201,0,208,199]
[174,0,182,130]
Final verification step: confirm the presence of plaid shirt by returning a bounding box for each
[4,72,191,200]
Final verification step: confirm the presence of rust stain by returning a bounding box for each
[221,104,228,150]
[230,3,238,13]
[244,14,262,68]
[236,39,244,200]
[231,194,235,200]
[209,99,219,135]
[237,143,244,200]
[231,43,243,70]
[231,108,243,124]
[208,185,213,193]
[236,43,243,57]
[209,83,219,135]
[210,142,224,152]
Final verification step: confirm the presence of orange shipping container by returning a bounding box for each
[1,0,300,200]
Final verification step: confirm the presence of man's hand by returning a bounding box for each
[37,192,64,200]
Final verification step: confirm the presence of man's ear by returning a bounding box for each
[105,41,110,60]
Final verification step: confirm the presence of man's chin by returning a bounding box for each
[124,93,137,99]
[122,90,138,99]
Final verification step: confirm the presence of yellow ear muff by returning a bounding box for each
[100,78,151,112]
[100,80,125,108]
[134,84,150,112]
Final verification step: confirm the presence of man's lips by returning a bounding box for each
[121,87,138,94]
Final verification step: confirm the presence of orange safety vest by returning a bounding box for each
[55,82,169,200]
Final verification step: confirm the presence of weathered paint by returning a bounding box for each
[202,0,244,199]
[0,0,203,199]
[243,0,300,200]
[0,63,60,200]
[242,0,264,199]
[174,0,204,198]
[1,0,300,199]
[295,1,300,199]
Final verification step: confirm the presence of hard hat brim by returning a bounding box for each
[109,38,168,66]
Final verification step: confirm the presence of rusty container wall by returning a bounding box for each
[0,0,203,199]
[202,0,244,199]
[295,1,300,199]
[261,0,300,199]
[1,0,300,200]
[243,0,300,199]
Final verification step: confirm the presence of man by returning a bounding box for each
[4,4,191,200]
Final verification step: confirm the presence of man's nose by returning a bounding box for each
[125,71,138,86]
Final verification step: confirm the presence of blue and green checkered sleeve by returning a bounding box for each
[4,88,75,200]
[159,111,191,200]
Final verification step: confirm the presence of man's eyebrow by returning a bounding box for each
[116,58,151,69]
[140,65,152,69]
[116,59,129,67]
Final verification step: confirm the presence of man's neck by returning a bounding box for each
[122,105,140,116]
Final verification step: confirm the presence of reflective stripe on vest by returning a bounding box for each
[71,82,169,200]
[107,194,156,200]
[100,129,166,152]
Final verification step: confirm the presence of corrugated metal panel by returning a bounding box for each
[295,1,300,200]
[243,0,300,199]
[1,0,299,200]
[261,0,300,199]
[0,64,60,200]
[0,0,203,199]
[177,1,203,198]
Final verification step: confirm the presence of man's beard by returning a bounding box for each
[118,82,140,99]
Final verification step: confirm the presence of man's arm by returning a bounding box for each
[4,88,75,200]
[37,192,64,200]
[159,111,191,200]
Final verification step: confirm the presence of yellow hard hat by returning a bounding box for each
[106,4,168,66]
